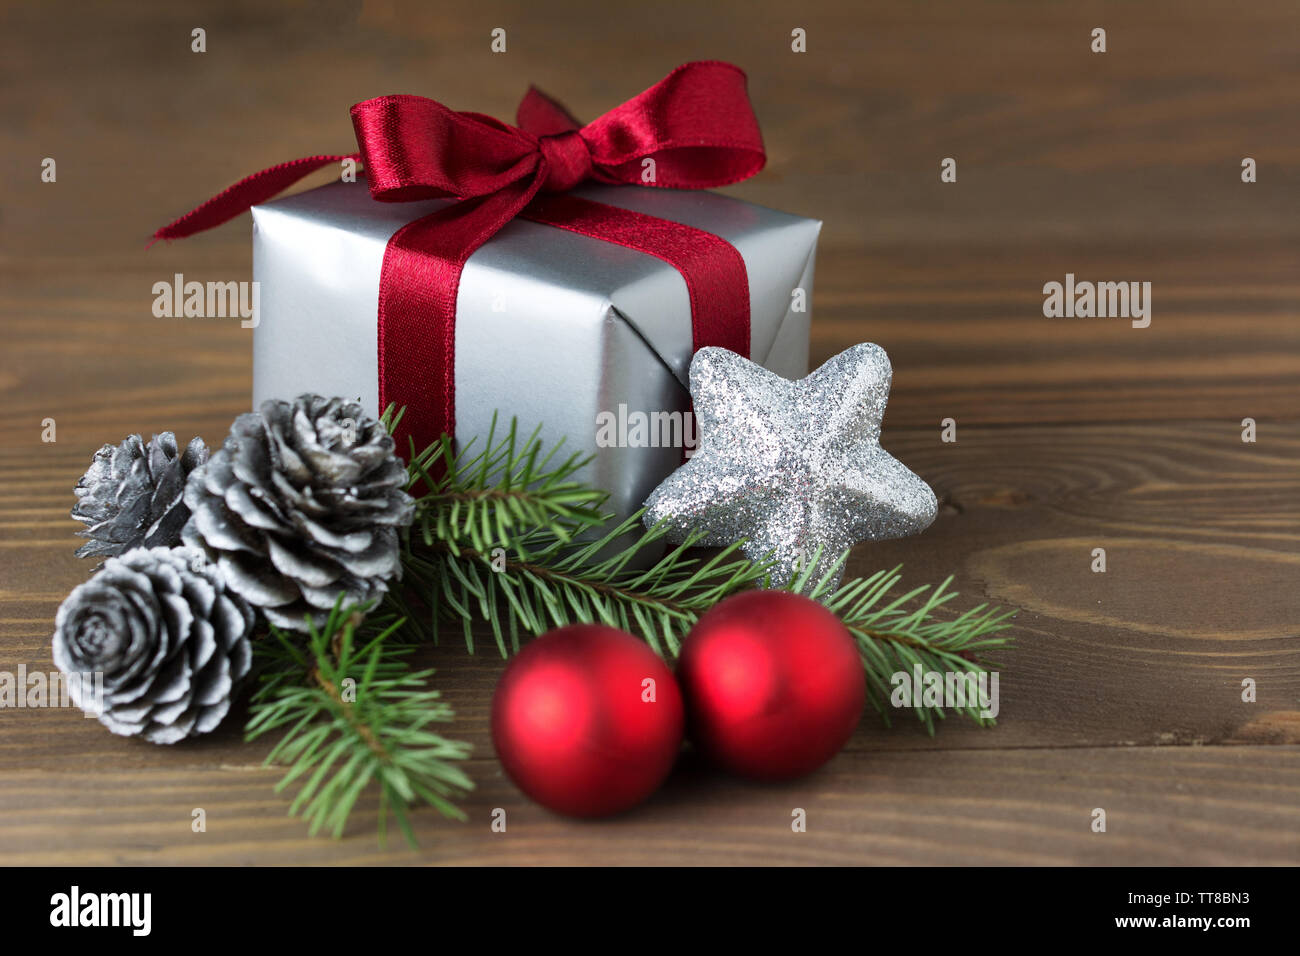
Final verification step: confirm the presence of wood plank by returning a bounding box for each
[1,747,1296,865]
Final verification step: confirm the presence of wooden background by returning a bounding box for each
[2,0,1298,865]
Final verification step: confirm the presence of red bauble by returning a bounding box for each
[491,624,684,817]
[678,589,865,780]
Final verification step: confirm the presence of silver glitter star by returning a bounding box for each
[643,343,937,593]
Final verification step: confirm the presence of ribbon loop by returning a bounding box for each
[350,95,540,202]
[516,86,584,138]
[577,61,766,186]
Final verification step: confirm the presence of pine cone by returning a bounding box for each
[182,395,415,630]
[72,432,209,559]
[51,546,254,744]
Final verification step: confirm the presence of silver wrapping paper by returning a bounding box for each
[251,180,821,525]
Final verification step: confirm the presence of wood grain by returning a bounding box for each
[1,0,1298,865]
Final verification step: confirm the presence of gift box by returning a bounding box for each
[250,179,821,523]
[155,61,821,524]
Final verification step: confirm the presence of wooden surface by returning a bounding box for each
[2,0,1298,865]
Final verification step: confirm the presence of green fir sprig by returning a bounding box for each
[245,599,473,847]
[805,564,1013,732]
[400,412,1014,727]
[391,407,609,547]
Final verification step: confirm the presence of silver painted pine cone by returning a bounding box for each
[71,432,209,559]
[181,395,415,630]
[51,546,254,744]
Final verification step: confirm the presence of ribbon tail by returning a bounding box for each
[149,154,359,246]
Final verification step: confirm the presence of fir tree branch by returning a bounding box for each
[388,410,1016,732]
[398,410,610,549]
[805,564,1014,732]
[244,600,473,847]
[392,414,1013,730]
[405,515,773,657]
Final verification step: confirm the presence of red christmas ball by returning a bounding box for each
[678,589,864,780]
[491,624,684,817]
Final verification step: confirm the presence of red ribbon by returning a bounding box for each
[152,61,765,455]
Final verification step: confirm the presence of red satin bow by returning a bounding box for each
[153,61,766,455]
[356,60,764,201]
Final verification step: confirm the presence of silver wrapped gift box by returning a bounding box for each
[251,180,821,523]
